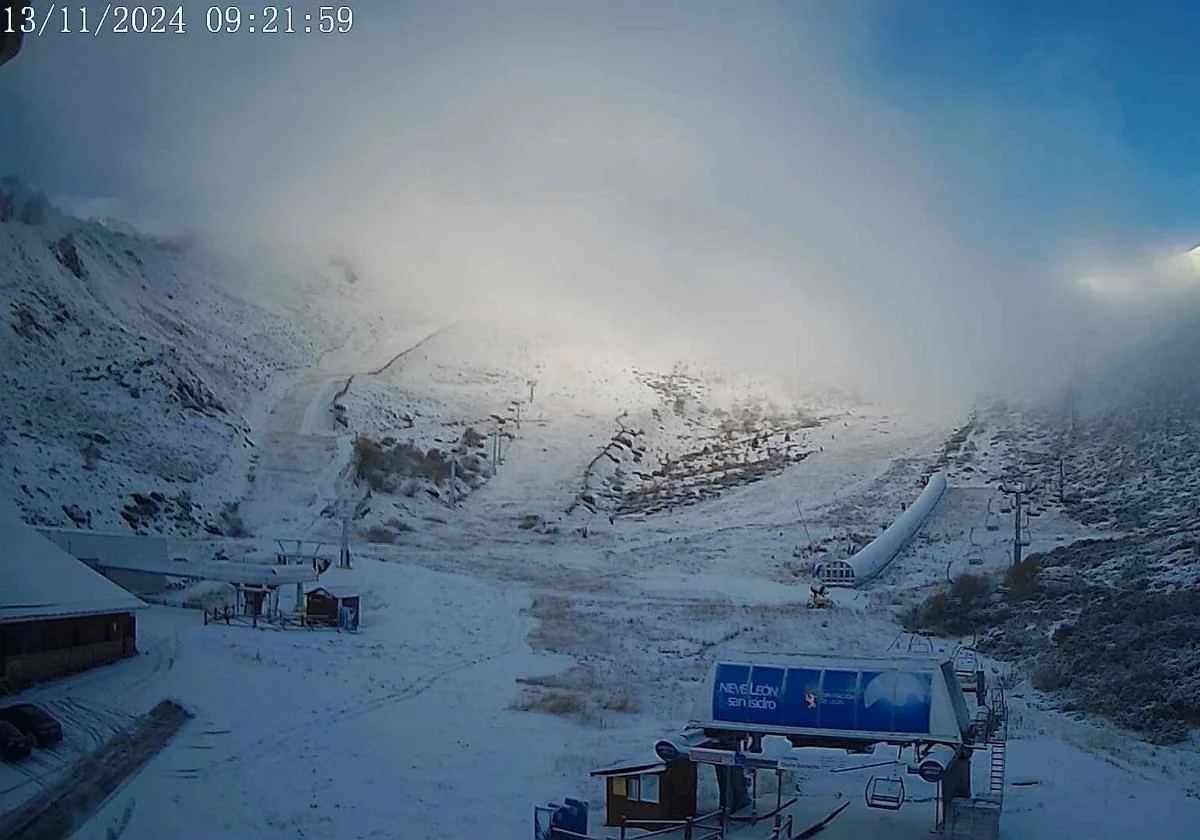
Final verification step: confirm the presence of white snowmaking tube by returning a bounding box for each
[821,471,947,587]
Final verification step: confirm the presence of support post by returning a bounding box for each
[339,517,351,569]
[1000,481,1036,567]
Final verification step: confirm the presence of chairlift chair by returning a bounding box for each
[864,775,905,810]
[952,646,983,692]
[907,634,933,653]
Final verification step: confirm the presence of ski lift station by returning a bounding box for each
[33,527,321,619]
[539,648,1008,840]
[815,472,947,587]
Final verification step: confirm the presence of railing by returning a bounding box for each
[617,807,727,840]
[534,795,808,840]
[534,806,729,840]
[727,796,798,828]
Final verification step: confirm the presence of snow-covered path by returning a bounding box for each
[237,321,445,538]
[459,395,619,523]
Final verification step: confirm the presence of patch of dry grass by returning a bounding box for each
[362,525,397,544]
[510,691,584,717]
[512,664,641,723]
[690,599,735,618]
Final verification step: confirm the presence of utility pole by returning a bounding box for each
[793,500,814,550]
[449,458,457,507]
[528,379,537,404]
[513,400,522,430]
[999,481,1036,567]
[1058,458,1065,505]
[339,516,351,569]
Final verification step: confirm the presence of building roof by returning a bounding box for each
[0,506,147,624]
[305,585,358,599]
[81,553,319,586]
[590,756,667,778]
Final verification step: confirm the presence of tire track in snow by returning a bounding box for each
[361,322,462,378]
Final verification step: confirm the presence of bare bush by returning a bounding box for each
[905,573,998,636]
[1031,661,1067,690]
[1004,555,1042,599]
[353,435,453,492]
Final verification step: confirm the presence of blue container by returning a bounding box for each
[550,798,588,840]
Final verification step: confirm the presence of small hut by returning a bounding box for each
[304,586,360,630]
[590,756,697,828]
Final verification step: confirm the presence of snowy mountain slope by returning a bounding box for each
[900,336,1200,743]
[0,187,390,536]
[3,257,1199,839]
[331,320,871,544]
[5,179,1200,837]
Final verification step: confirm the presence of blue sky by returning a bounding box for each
[852,0,1200,254]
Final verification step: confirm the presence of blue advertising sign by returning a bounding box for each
[711,663,933,735]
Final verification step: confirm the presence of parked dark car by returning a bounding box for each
[0,704,63,747]
[0,720,33,761]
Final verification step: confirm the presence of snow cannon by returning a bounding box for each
[809,581,833,609]
[817,471,947,588]
[0,4,31,67]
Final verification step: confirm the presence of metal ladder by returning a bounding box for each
[985,683,1009,801]
[987,741,1007,799]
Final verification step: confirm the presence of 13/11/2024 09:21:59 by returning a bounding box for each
[206,5,353,34]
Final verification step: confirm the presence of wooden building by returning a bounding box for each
[590,756,698,828]
[1,508,146,694]
[304,586,360,629]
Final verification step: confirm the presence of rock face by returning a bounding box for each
[53,235,86,279]
[1,181,381,534]
[0,176,57,227]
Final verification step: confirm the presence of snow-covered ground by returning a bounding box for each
[8,410,1200,839]
[5,198,1200,839]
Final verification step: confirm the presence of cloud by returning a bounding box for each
[8,1,1151,414]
